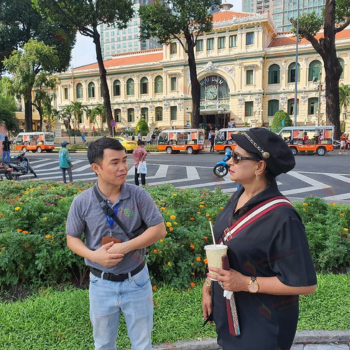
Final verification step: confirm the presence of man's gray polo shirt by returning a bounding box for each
[66,183,164,274]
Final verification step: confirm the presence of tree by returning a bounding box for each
[0,96,18,132]
[339,83,350,113]
[33,0,134,136]
[136,117,149,136]
[87,104,106,132]
[290,1,350,138]
[0,0,76,76]
[3,39,60,132]
[32,73,59,132]
[271,110,293,132]
[66,101,87,133]
[139,0,221,128]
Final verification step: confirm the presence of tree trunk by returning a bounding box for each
[92,26,113,136]
[185,34,200,128]
[24,89,33,132]
[322,0,342,138]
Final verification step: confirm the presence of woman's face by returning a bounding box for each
[227,145,260,184]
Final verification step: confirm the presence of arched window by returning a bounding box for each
[155,106,163,121]
[339,58,345,79]
[288,63,301,83]
[114,108,121,122]
[308,97,319,115]
[155,76,163,93]
[127,108,134,122]
[268,64,280,84]
[268,100,279,116]
[141,107,148,122]
[88,82,95,98]
[113,80,121,96]
[127,78,134,95]
[140,77,148,94]
[288,98,299,115]
[76,83,83,99]
[308,60,322,81]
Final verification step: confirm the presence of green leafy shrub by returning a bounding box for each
[1,181,349,290]
[294,196,350,272]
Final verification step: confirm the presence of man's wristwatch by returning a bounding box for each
[247,276,259,293]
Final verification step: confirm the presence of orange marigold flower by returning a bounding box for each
[219,207,224,210]
[204,258,208,264]
[191,263,194,266]
[190,282,195,287]
[160,239,163,243]
[17,229,22,232]
[206,214,210,217]
[340,213,344,216]
[204,236,208,241]
[173,222,178,225]
[190,243,195,249]
[170,215,176,220]
[160,207,165,212]
[196,257,201,262]
[166,222,172,227]
[45,235,52,239]
[209,218,212,221]
[1,247,5,250]
[152,286,157,291]
[197,211,201,214]
[199,205,204,208]
[0,214,4,217]
[191,272,195,276]
[22,231,29,234]
[154,249,158,253]
[15,207,20,211]
[169,227,173,231]
[190,217,195,221]
[168,262,171,266]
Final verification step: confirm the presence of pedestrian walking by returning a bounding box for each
[2,136,11,163]
[138,131,142,141]
[59,141,73,184]
[151,132,156,145]
[210,131,215,152]
[133,140,148,186]
[203,128,317,350]
[339,132,348,154]
[66,137,166,350]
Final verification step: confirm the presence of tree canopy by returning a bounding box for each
[136,117,149,135]
[290,0,350,137]
[3,39,61,131]
[33,0,134,136]
[0,0,76,75]
[139,0,221,128]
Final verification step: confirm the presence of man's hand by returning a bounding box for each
[93,242,124,267]
[107,242,128,255]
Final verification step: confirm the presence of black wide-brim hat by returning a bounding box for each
[232,128,295,177]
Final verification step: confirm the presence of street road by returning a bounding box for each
[14,150,350,203]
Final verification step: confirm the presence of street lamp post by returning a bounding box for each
[317,71,322,126]
[71,116,76,144]
[293,0,300,127]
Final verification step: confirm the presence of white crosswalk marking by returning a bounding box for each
[151,166,199,185]
[35,160,86,172]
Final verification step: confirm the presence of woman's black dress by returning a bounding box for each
[212,180,317,350]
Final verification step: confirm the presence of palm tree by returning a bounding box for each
[339,84,350,114]
[87,104,106,132]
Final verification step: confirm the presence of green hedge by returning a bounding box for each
[0,182,349,290]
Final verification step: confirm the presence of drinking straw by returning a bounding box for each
[209,220,216,247]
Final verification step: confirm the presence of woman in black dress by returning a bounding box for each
[202,128,317,350]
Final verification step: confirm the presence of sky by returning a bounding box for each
[69,0,243,68]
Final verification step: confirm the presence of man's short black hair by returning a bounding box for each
[88,137,125,165]
[138,140,145,146]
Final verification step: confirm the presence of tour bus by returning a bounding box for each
[214,128,250,152]
[278,126,334,156]
[14,132,55,153]
[157,129,205,154]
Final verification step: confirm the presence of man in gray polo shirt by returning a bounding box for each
[66,137,166,350]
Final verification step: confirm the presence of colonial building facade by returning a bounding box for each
[56,8,350,133]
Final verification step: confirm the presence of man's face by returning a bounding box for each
[92,149,128,187]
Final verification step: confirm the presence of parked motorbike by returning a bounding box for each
[333,139,350,149]
[213,149,231,177]
[8,152,37,180]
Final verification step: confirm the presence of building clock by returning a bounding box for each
[205,85,218,100]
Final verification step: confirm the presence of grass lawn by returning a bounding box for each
[0,274,349,350]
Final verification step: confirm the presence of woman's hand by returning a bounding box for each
[202,281,212,323]
[207,267,249,292]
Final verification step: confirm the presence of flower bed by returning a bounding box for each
[0,181,349,290]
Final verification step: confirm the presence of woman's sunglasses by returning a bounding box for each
[230,151,259,164]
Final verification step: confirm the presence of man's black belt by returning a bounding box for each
[90,260,145,282]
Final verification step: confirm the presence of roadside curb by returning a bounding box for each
[152,331,350,349]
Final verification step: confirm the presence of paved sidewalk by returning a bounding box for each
[152,330,350,349]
